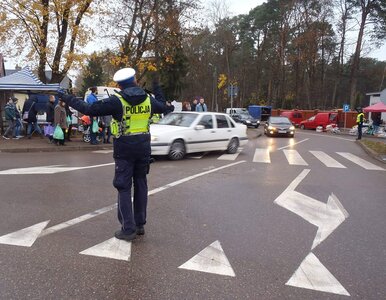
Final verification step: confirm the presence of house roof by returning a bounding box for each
[0,67,60,91]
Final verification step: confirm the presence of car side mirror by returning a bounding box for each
[195,125,205,130]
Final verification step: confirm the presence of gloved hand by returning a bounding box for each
[57,88,67,99]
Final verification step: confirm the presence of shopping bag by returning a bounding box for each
[66,115,72,126]
[44,125,54,137]
[53,125,64,140]
[22,112,29,120]
[92,120,99,133]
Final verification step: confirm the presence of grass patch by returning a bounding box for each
[362,140,386,155]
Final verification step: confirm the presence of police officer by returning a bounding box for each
[355,107,364,140]
[58,68,167,241]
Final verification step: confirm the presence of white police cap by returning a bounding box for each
[113,68,136,84]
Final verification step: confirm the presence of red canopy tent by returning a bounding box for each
[363,101,386,112]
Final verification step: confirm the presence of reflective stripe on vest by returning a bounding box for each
[356,112,364,123]
[111,94,151,137]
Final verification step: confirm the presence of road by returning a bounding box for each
[0,129,385,299]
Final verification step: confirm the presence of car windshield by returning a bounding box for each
[239,113,253,120]
[157,112,197,127]
[270,117,291,125]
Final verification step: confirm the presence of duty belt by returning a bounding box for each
[120,132,150,136]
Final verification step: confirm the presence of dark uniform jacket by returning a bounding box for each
[61,81,166,159]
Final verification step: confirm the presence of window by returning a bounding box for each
[216,115,229,128]
[198,115,213,129]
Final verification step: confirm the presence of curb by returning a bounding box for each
[0,144,113,153]
[356,140,386,164]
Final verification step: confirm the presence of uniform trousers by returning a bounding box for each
[113,154,149,234]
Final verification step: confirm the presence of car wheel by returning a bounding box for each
[300,124,305,130]
[227,137,239,154]
[168,139,186,160]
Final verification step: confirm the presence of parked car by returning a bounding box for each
[150,112,248,160]
[264,116,295,137]
[299,112,338,130]
[280,110,303,127]
[231,112,260,128]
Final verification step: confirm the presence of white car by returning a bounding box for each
[150,111,248,160]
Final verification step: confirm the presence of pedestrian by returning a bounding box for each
[46,95,56,143]
[65,104,73,142]
[22,95,44,139]
[355,107,364,140]
[191,98,198,111]
[100,114,112,144]
[53,99,68,146]
[58,67,167,241]
[182,101,191,111]
[13,98,23,138]
[2,97,18,139]
[371,113,381,135]
[196,97,207,112]
[87,87,99,145]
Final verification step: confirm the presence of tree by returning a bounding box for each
[348,0,386,108]
[0,0,95,83]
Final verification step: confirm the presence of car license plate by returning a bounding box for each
[278,130,286,133]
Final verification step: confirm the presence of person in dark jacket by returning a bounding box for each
[45,95,56,142]
[22,96,43,139]
[58,68,167,241]
[3,97,17,139]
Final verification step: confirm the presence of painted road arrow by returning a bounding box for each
[0,163,114,175]
[275,169,350,296]
[286,252,350,296]
[178,240,235,277]
[80,238,132,261]
[274,169,349,250]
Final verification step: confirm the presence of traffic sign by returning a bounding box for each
[343,104,350,112]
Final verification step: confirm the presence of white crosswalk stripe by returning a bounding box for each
[283,150,308,166]
[253,148,271,163]
[95,147,383,171]
[310,151,346,168]
[218,149,242,160]
[336,152,385,171]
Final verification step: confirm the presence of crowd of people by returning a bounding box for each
[2,93,209,143]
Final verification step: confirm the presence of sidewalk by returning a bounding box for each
[0,134,113,153]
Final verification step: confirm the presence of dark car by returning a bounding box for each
[231,112,260,128]
[264,116,295,137]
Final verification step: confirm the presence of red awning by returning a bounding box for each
[363,101,386,112]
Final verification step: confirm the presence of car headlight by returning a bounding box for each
[246,120,251,123]
[151,135,158,141]
[268,126,276,130]
[290,126,295,130]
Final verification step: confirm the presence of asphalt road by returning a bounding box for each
[0,128,385,299]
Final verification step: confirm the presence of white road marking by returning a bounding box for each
[310,151,346,168]
[336,152,385,171]
[80,238,131,261]
[283,150,308,165]
[277,138,309,150]
[275,169,349,249]
[0,163,115,175]
[286,252,350,296]
[0,161,246,247]
[178,240,235,277]
[217,148,242,160]
[0,221,50,247]
[92,150,113,154]
[253,148,271,163]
